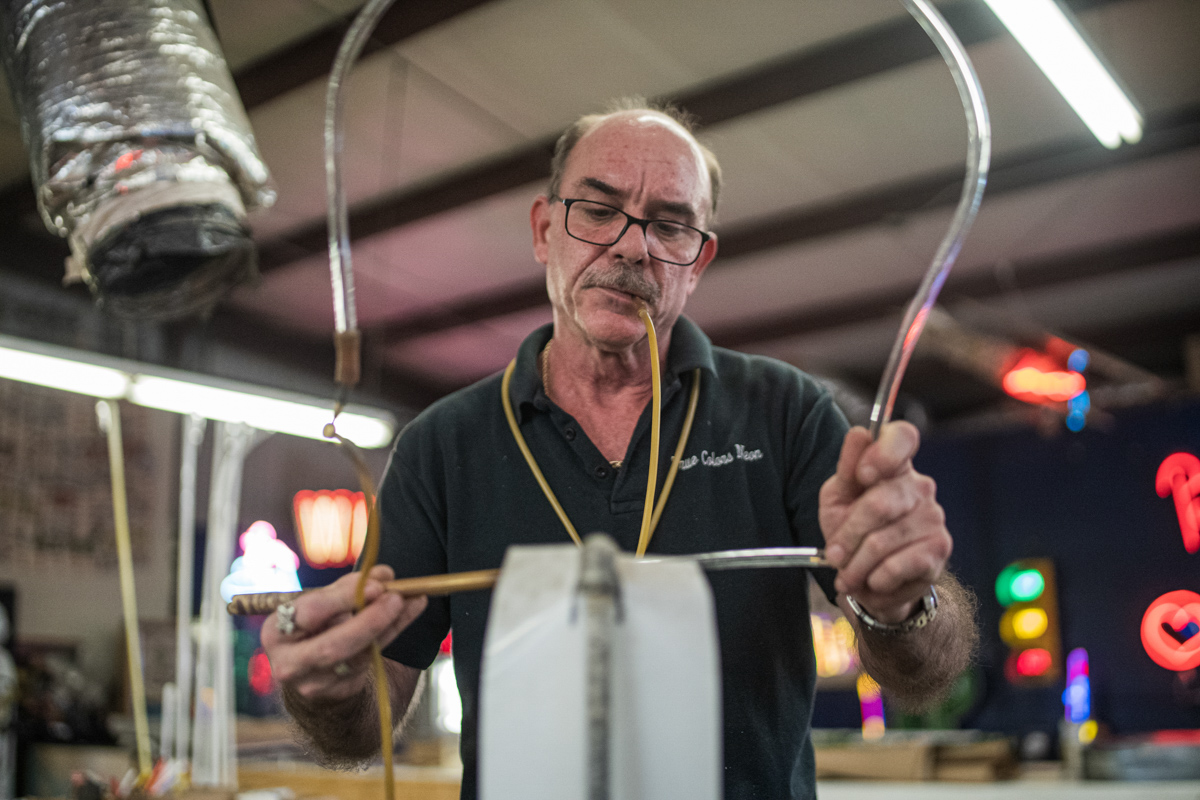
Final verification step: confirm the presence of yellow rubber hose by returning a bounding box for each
[98,400,153,778]
[325,422,395,800]
[635,308,662,558]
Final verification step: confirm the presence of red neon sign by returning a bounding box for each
[248,649,274,696]
[1001,351,1085,403]
[294,489,369,568]
[1015,648,1052,677]
[1141,590,1200,671]
[1003,647,1054,681]
[1157,453,1200,554]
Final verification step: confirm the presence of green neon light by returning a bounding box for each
[1010,569,1045,602]
[996,564,1046,607]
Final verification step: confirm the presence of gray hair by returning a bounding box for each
[547,97,723,224]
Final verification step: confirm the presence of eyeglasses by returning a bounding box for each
[555,197,711,267]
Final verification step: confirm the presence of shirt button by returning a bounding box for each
[594,465,610,479]
[564,426,576,441]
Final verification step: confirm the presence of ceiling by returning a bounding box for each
[0,0,1198,432]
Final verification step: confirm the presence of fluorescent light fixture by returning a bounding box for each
[0,334,396,448]
[983,0,1142,149]
[0,342,131,398]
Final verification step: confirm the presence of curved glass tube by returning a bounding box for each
[868,0,992,438]
[325,0,400,334]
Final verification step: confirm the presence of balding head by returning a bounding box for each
[547,99,723,226]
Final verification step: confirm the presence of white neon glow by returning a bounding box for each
[432,657,462,734]
[220,521,302,603]
[0,344,130,398]
[984,0,1142,149]
[0,334,395,447]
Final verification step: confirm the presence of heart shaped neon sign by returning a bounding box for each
[1141,590,1200,671]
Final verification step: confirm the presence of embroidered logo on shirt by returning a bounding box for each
[678,443,763,471]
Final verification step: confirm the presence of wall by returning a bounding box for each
[231,431,393,590]
[919,396,1200,737]
[0,381,176,688]
[0,371,400,691]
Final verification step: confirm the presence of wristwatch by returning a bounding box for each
[845,586,938,635]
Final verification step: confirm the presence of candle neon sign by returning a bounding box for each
[1156,453,1200,554]
[294,489,369,568]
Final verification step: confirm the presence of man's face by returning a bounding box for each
[531,112,718,351]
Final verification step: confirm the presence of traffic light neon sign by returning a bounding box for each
[996,558,1062,686]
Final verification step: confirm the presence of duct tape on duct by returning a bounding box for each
[0,0,275,319]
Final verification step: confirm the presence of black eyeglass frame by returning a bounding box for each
[553,196,712,267]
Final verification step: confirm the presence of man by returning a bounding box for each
[264,100,978,800]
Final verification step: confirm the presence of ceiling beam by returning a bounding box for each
[0,192,443,411]
[170,307,447,409]
[717,106,1200,260]
[233,0,499,109]
[398,221,1200,397]
[0,0,501,407]
[706,222,1200,349]
[371,103,1200,345]
[255,0,1127,275]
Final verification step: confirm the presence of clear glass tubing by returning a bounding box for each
[868,0,991,439]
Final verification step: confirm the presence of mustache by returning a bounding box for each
[582,266,661,305]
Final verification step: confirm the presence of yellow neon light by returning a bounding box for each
[1013,608,1049,639]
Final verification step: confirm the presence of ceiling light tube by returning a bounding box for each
[0,343,130,398]
[0,334,396,448]
[0,337,131,398]
[983,0,1142,148]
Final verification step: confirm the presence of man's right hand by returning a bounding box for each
[261,564,427,703]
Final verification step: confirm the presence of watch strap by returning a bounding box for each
[846,585,938,635]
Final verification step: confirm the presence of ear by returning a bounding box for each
[685,232,718,294]
[531,195,553,266]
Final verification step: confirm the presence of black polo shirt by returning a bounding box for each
[378,316,848,800]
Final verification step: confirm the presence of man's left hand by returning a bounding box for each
[819,421,951,623]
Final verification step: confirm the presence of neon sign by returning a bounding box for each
[219,521,301,603]
[249,648,274,696]
[1012,648,1052,678]
[1002,351,1086,404]
[1011,608,1048,639]
[811,613,859,678]
[294,489,369,568]
[1062,648,1090,724]
[1141,590,1200,671]
[1065,390,1090,432]
[856,673,885,740]
[996,558,1061,685]
[1156,453,1200,554]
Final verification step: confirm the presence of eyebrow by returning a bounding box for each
[576,177,699,223]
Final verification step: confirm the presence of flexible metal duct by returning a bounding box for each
[0,0,275,319]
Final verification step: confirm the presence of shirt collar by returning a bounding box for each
[510,316,716,420]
